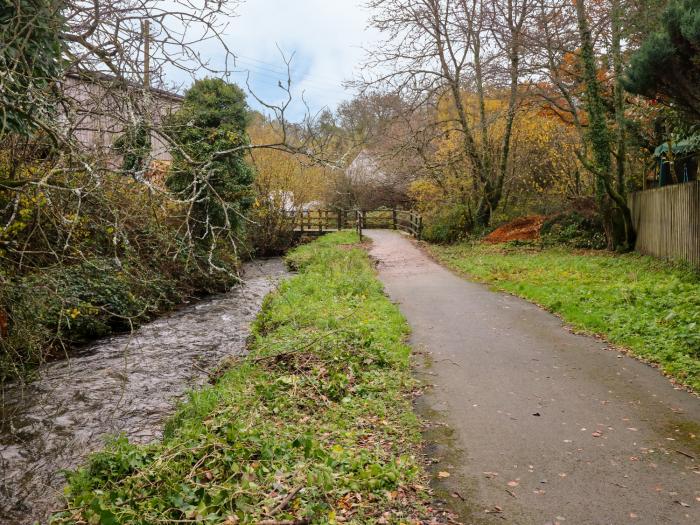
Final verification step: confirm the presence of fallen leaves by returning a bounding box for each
[437,471,451,479]
[0,309,7,338]
[450,491,465,501]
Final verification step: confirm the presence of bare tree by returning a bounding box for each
[360,0,533,228]
[1,1,336,274]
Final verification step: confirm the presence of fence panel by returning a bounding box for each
[628,181,700,267]
[282,208,423,240]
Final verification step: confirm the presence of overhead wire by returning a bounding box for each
[229,67,350,96]
[235,53,345,84]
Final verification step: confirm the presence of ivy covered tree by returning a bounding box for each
[166,78,255,243]
[114,121,151,176]
[574,0,636,250]
[625,0,700,124]
[0,0,63,136]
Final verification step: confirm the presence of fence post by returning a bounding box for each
[319,210,323,233]
[418,215,423,240]
[300,211,304,233]
[392,209,397,230]
[337,208,342,231]
[356,209,363,241]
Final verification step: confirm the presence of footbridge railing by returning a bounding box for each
[285,207,423,240]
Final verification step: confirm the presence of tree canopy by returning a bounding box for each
[166,78,255,241]
[0,0,63,135]
[625,0,700,123]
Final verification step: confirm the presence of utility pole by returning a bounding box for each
[142,19,150,88]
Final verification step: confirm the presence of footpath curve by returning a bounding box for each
[366,229,699,525]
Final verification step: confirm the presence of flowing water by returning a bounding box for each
[0,259,288,524]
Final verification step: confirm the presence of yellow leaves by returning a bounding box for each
[69,308,80,319]
[247,117,329,206]
[429,90,586,204]
[408,179,443,212]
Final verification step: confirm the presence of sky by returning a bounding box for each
[192,0,381,121]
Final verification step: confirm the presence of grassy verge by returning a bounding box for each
[428,242,700,391]
[51,232,441,525]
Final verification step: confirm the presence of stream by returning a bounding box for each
[0,258,288,524]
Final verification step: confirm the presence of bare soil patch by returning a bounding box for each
[485,215,546,243]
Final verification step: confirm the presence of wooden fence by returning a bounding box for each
[628,180,700,267]
[359,208,423,238]
[286,209,351,233]
[286,208,423,240]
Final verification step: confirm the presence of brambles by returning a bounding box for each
[541,212,607,250]
[420,204,472,245]
[0,172,240,383]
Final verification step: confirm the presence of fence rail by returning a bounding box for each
[284,209,351,233]
[284,208,423,240]
[628,180,700,267]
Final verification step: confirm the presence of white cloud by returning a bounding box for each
[216,0,380,119]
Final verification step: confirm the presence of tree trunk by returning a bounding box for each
[575,0,635,250]
[611,0,626,196]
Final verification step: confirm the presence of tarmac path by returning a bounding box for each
[365,229,700,525]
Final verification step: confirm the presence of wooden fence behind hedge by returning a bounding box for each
[628,180,700,267]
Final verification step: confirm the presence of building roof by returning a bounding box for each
[65,70,185,103]
[346,150,388,184]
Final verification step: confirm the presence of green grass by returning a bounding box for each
[51,232,438,525]
[428,242,700,391]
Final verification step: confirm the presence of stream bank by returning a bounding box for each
[0,259,288,524]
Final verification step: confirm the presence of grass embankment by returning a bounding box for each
[52,232,439,525]
[429,243,700,391]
